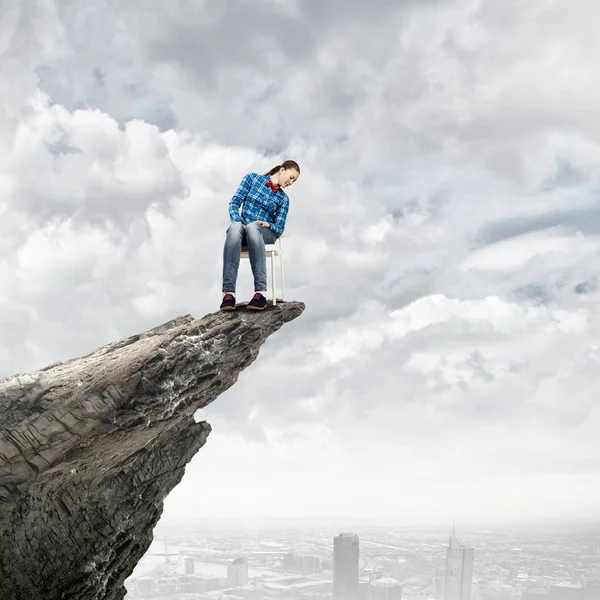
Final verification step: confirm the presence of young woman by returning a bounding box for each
[220,160,300,311]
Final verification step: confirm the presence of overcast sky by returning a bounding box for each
[1,0,599,526]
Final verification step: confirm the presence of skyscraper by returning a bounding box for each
[443,528,475,600]
[334,532,360,600]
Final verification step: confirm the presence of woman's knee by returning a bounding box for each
[226,222,244,238]
[244,221,262,238]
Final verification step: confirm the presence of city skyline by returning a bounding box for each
[2,0,600,534]
[124,522,600,600]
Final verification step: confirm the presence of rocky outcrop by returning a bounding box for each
[0,302,304,600]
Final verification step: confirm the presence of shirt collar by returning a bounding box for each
[265,175,284,193]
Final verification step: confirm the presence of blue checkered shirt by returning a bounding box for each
[228,172,290,237]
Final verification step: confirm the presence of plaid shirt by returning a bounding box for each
[228,172,290,237]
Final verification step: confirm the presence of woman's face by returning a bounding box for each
[279,167,299,188]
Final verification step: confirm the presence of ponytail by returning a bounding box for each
[263,159,301,177]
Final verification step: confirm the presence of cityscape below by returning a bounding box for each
[124,521,600,600]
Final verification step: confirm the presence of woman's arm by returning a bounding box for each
[269,196,290,237]
[229,174,252,222]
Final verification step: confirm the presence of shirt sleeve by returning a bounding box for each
[269,196,289,237]
[229,173,252,223]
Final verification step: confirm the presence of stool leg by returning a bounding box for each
[270,252,276,306]
[280,247,285,301]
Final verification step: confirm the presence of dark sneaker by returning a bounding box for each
[220,293,236,311]
[247,292,267,311]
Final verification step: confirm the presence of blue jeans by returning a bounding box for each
[222,221,277,293]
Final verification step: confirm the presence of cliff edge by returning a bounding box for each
[0,301,304,600]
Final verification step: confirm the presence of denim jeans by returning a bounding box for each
[222,221,277,293]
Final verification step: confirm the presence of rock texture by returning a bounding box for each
[0,301,304,600]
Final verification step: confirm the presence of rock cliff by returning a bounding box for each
[0,301,304,600]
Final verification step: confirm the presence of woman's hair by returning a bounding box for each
[263,160,300,177]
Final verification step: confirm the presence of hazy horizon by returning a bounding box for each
[156,514,600,530]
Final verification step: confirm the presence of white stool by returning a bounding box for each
[240,236,285,306]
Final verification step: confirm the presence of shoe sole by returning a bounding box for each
[220,306,236,311]
[246,305,267,311]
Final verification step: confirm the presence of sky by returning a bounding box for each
[1,0,600,526]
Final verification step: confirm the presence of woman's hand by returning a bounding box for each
[255,220,270,228]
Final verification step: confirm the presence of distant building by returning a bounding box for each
[133,577,155,596]
[284,552,295,568]
[206,576,228,591]
[443,528,475,600]
[548,582,600,599]
[178,575,205,593]
[156,577,177,595]
[228,556,249,587]
[184,557,194,575]
[283,552,322,573]
[301,553,322,573]
[370,576,402,600]
[334,532,360,600]
[433,575,444,599]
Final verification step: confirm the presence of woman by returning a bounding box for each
[220,160,300,311]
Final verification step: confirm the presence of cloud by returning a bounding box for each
[5,96,183,228]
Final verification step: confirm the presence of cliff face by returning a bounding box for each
[0,302,304,600]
